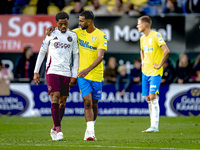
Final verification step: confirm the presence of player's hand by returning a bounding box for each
[78,69,90,78]
[46,26,55,36]
[33,73,40,85]
[153,63,161,69]
[69,77,77,89]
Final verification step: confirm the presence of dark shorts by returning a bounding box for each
[46,74,70,96]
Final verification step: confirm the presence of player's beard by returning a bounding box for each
[81,25,88,30]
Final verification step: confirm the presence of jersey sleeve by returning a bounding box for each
[72,33,79,54]
[98,33,107,51]
[34,35,51,73]
[155,33,166,47]
[140,37,143,51]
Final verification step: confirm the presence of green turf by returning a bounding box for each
[0,116,199,150]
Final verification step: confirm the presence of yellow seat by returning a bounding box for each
[62,5,74,14]
[107,0,115,5]
[23,5,37,15]
[107,5,114,13]
[47,3,60,15]
[83,5,91,11]
[130,0,148,6]
[99,0,107,5]
[29,0,38,5]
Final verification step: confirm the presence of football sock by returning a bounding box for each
[147,101,152,119]
[86,121,94,131]
[151,99,159,129]
[51,103,61,133]
[60,106,65,122]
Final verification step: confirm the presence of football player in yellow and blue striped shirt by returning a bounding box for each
[137,16,170,133]
[73,11,107,141]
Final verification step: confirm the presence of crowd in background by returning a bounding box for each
[0,0,200,15]
[104,54,200,96]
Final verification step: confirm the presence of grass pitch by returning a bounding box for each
[0,116,199,150]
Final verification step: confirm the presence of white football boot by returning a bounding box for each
[56,132,63,141]
[50,129,57,141]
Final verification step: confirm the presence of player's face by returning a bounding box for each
[79,16,89,30]
[137,20,145,33]
[57,19,68,33]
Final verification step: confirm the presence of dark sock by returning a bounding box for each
[51,103,61,132]
[60,106,65,122]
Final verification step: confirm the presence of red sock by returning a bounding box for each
[51,103,61,132]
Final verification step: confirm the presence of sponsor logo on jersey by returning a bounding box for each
[0,90,29,116]
[150,85,156,88]
[79,39,97,50]
[156,34,161,37]
[104,41,107,47]
[54,42,70,49]
[159,38,164,43]
[53,36,58,40]
[143,46,153,51]
[67,36,72,42]
[170,88,200,116]
[104,35,107,39]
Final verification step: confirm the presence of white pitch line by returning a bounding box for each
[0,143,199,150]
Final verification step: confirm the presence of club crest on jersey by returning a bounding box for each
[67,36,72,42]
[53,36,58,40]
[92,36,97,43]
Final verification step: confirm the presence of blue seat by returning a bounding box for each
[143,6,158,15]
[147,0,162,5]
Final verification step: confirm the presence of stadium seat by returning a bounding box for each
[47,3,60,15]
[98,0,107,5]
[107,5,114,13]
[23,5,37,15]
[147,0,162,5]
[62,5,74,14]
[83,5,91,11]
[29,0,38,5]
[107,0,115,5]
[143,6,158,15]
[130,0,148,6]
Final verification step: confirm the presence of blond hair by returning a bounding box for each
[117,65,126,73]
[138,16,152,28]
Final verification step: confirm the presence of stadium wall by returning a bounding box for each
[0,83,199,117]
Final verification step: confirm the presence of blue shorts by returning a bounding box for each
[78,77,103,100]
[142,73,162,96]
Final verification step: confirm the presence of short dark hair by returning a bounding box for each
[80,11,94,20]
[55,11,69,22]
[24,45,32,54]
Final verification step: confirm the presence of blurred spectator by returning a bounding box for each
[130,58,142,84]
[190,54,200,83]
[0,0,15,14]
[161,59,174,84]
[110,0,127,15]
[52,0,65,10]
[14,45,36,82]
[12,0,30,14]
[174,54,192,84]
[115,65,131,97]
[89,0,109,15]
[162,0,183,13]
[70,0,84,14]
[65,0,87,7]
[104,57,118,84]
[185,0,200,13]
[0,60,14,82]
[37,0,50,14]
[125,3,144,16]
